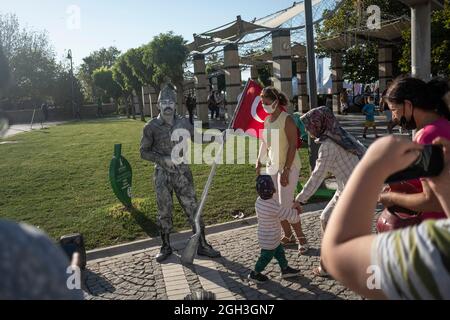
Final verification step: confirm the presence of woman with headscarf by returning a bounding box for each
[294,106,366,277]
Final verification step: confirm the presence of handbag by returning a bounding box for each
[376,181,423,233]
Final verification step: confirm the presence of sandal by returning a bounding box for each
[297,236,309,255]
[281,234,296,246]
[312,265,329,278]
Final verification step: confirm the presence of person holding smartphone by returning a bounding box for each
[379,77,450,222]
[322,136,450,300]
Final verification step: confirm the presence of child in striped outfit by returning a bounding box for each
[248,175,302,283]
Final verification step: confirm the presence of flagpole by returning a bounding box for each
[181,79,248,265]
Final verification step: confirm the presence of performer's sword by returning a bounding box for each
[181,82,250,265]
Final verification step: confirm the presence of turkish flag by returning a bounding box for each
[231,79,302,148]
[231,80,268,138]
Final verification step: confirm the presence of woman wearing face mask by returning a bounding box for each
[379,77,450,222]
[256,87,308,255]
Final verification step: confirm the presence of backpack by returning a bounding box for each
[292,112,308,149]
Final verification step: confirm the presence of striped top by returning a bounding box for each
[255,197,301,250]
[296,139,359,203]
[372,219,450,300]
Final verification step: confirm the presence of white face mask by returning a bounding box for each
[262,101,277,114]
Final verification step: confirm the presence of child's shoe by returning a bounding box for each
[248,271,269,284]
[281,266,300,279]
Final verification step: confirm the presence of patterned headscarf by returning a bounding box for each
[301,106,366,159]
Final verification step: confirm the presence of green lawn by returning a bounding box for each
[0,118,314,250]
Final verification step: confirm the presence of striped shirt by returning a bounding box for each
[372,219,450,300]
[255,197,301,250]
[296,139,359,203]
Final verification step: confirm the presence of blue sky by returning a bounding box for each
[1,0,299,66]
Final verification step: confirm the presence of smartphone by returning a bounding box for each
[385,145,445,184]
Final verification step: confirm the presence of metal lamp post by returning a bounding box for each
[305,0,320,169]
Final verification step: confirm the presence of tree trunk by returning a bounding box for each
[125,96,130,119]
[130,95,136,120]
[138,88,146,122]
[113,98,119,115]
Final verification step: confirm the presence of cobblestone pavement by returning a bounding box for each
[84,212,364,300]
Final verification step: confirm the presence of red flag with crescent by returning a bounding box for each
[231,79,303,148]
[231,80,268,138]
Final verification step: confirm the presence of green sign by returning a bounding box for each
[109,144,133,208]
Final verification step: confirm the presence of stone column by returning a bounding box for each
[193,53,209,124]
[331,52,344,114]
[411,1,432,80]
[378,46,394,93]
[224,43,242,119]
[272,30,293,113]
[296,57,309,114]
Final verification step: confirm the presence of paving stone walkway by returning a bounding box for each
[83,211,364,300]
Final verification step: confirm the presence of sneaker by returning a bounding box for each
[281,266,300,279]
[248,271,269,284]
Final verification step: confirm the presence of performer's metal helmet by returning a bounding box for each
[158,84,177,104]
[256,175,276,200]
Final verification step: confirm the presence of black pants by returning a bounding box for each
[209,106,219,119]
[187,108,194,125]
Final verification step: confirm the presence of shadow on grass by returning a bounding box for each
[128,206,159,238]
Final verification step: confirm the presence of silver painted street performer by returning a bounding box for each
[140,83,221,263]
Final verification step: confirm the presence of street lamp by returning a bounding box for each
[305,0,320,170]
[67,49,76,118]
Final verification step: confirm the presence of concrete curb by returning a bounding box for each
[86,202,327,262]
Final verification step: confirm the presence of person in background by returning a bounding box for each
[322,136,450,300]
[340,89,349,115]
[207,90,219,120]
[96,97,104,118]
[379,77,450,222]
[380,89,395,134]
[294,106,366,277]
[41,102,49,122]
[185,94,196,125]
[362,96,379,139]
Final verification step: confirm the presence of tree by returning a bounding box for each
[93,67,123,112]
[120,49,146,122]
[399,0,450,77]
[317,0,409,84]
[144,32,189,114]
[0,13,61,107]
[126,46,160,91]
[112,64,133,119]
[78,46,121,103]
[342,43,378,84]
[0,44,10,91]
[113,53,146,120]
[0,13,85,113]
[258,65,272,87]
[52,63,83,109]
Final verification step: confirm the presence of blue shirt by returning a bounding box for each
[362,104,376,122]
